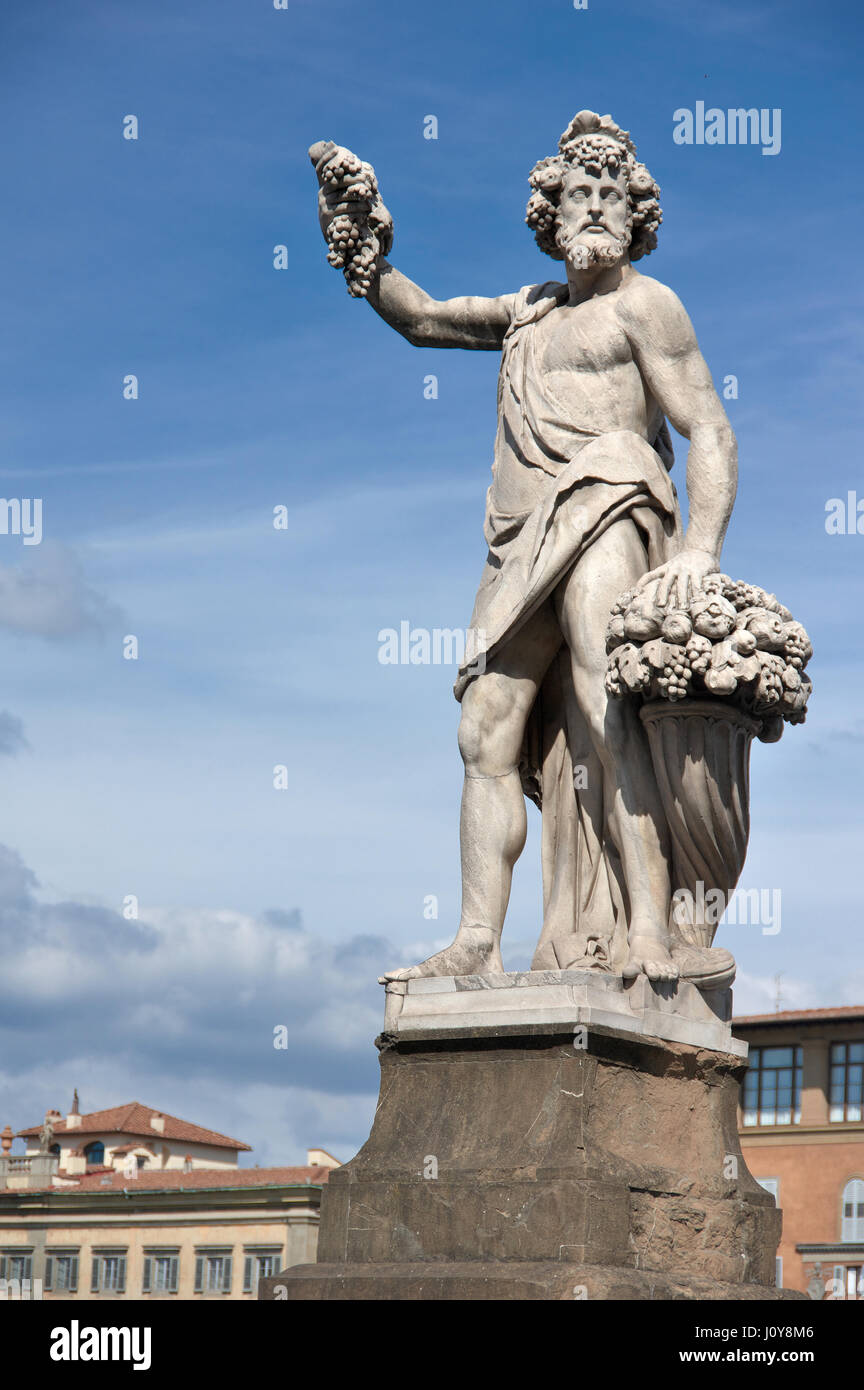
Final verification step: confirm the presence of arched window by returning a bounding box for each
[841,1179,864,1242]
[84,1140,105,1167]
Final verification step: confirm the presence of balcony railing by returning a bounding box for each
[0,1154,60,1187]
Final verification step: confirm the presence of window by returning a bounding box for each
[243,1248,283,1294]
[194,1250,232,1294]
[755,1177,779,1205]
[831,1263,864,1300]
[829,1043,864,1122]
[136,1155,149,1170]
[841,1178,864,1243]
[45,1252,79,1293]
[84,1140,105,1166]
[142,1251,179,1294]
[0,1252,33,1283]
[741,1046,802,1126]
[91,1251,127,1294]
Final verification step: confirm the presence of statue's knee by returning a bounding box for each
[458,705,492,772]
[458,685,518,775]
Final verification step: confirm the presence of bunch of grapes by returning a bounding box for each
[717,577,764,611]
[605,665,623,698]
[655,643,691,701]
[317,146,390,298]
[783,622,813,671]
[526,190,558,244]
[753,652,786,711]
[320,149,366,191]
[609,589,635,618]
[325,215,379,297]
[685,633,712,676]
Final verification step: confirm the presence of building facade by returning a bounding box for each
[0,1098,337,1300]
[734,1005,864,1298]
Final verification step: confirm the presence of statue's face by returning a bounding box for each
[556,159,630,269]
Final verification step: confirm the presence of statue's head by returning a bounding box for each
[526,112,662,270]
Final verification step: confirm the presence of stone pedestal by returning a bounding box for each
[262,973,802,1301]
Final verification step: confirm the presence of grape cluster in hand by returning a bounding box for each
[314,144,393,299]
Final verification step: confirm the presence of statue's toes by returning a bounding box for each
[378,965,417,984]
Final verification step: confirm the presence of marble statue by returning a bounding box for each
[38,1115,55,1153]
[309,112,811,993]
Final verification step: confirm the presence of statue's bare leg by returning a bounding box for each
[379,603,562,982]
[554,518,678,982]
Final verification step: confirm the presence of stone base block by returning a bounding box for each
[264,986,802,1301]
[262,1261,803,1301]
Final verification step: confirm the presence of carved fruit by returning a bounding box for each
[623,598,663,642]
[691,593,737,640]
[704,666,738,695]
[605,613,626,652]
[739,607,786,652]
[661,610,693,644]
[758,715,784,744]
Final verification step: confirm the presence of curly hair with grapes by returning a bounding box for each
[526,111,662,263]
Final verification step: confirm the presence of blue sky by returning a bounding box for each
[0,0,861,1163]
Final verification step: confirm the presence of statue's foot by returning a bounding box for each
[622,933,679,983]
[379,925,503,984]
[672,943,736,990]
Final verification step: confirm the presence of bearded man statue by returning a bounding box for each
[311,112,739,988]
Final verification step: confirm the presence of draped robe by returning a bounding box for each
[454,281,683,972]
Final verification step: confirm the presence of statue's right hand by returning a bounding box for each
[309,142,369,238]
[308,141,393,254]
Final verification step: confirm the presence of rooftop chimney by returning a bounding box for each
[1,1125,12,1154]
[150,1113,165,1134]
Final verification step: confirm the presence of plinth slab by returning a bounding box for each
[382,970,746,1057]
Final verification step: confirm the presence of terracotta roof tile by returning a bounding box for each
[0,1165,331,1197]
[15,1102,251,1150]
[733,1005,864,1025]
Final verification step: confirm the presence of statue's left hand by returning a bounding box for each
[635,547,718,610]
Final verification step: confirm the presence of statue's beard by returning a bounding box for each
[556,221,629,270]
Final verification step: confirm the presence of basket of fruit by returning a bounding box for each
[605,575,812,948]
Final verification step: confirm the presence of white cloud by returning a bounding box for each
[0,543,120,638]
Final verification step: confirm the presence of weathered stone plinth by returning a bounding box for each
[263,975,802,1301]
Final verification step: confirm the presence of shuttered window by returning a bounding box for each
[243,1251,282,1293]
[194,1251,232,1294]
[142,1252,179,1294]
[0,1252,33,1284]
[91,1252,127,1293]
[45,1253,78,1293]
[841,1178,864,1242]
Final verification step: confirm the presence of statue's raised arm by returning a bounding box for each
[309,140,514,349]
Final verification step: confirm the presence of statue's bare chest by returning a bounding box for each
[532,299,635,379]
